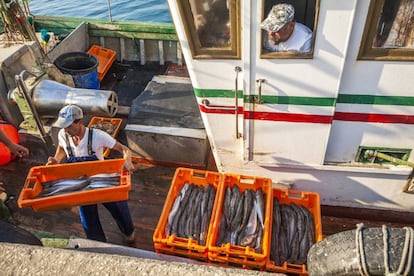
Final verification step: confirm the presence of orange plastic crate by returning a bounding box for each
[265,188,322,275]
[17,159,131,212]
[207,173,273,270]
[87,45,116,81]
[87,117,123,157]
[153,167,222,261]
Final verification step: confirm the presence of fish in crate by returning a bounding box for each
[153,168,221,261]
[207,173,273,270]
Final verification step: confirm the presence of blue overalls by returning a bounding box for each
[65,129,134,242]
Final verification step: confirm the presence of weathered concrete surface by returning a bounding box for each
[0,242,283,276]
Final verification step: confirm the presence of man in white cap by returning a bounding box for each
[46,104,135,243]
[260,3,313,53]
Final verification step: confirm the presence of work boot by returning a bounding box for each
[123,229,135,244]
[0,191,12,223]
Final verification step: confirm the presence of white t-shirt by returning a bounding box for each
[263,22,313,53]
[57,127,116,160]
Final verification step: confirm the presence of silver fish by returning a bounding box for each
[200,184,215,245]
[254,225,263,253]
[223,186,232,226]
[239,201,258,246]
[239,189,253,231]
[216,214,227,246]
[271,198,281,265]
[165,182,189,236]
[255,188,265,229]
[83,181,119,190]
[170,183,195,236]
[229,185,241,224]
[39,176,90,197]
[230,191,245,232]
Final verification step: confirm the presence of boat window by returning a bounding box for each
[177,0,241,59]
[359,0,414,61]
[260,0,319,59]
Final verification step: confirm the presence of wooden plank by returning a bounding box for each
[158,40,164,65]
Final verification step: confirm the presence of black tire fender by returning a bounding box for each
[0,221,42,246]
[307,226,414,276]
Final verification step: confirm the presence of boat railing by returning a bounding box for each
[29,16,182,65]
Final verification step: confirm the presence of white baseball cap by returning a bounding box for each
[53,104,83,128]
[260,3,295,32]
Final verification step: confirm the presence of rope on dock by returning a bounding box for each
[356,223,414,276]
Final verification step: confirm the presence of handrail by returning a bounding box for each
[200,67,242,139]
[235,66,242,138]
[255,79,265,104]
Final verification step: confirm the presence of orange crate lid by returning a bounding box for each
[87,45,116,81]
[17,159,131,212]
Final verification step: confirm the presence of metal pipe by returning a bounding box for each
[107,0,113,22]
[15,71,55,152]
[365,150,414,168]
[234,66,242,139]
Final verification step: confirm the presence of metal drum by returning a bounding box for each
[32,79,118,117]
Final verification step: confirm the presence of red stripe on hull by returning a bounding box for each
[199,105,414,124]
[334,112,414,124]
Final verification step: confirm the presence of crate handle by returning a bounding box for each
[25,177,38,190]
[239,178,255,185]
[192,169,207,178]
[285,262,307,273]
[287,189,304,199]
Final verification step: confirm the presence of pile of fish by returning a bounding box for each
[164,182,216,246]
[90,121,117,135]
[215,186,266,254]
[38,173,121,197]
[270,199,315,266]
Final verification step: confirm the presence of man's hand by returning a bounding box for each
[123,160,135,173]
[46,156,58,165]
[9,143,29,158]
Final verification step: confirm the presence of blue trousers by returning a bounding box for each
[78,200,134,242]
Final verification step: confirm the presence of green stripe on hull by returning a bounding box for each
[337,94,414,106]
[194,88,335,106]
[194,88,414,107]
[244,95,335,106]
[194,88,243,98]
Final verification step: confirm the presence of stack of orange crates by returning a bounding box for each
[153,168,222,261]
[87,45,116,81]
[17,159,131,212]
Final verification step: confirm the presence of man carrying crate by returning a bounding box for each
[46,104,136,243]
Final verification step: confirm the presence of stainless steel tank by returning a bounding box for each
[32,79,118,117]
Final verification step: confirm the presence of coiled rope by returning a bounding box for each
[356,223,369,276]
[356,223,413,276]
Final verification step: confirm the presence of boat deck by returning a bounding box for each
[2,61,414,256]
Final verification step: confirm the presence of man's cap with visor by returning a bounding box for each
[53,104,83,128]
[260,3,295,32]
